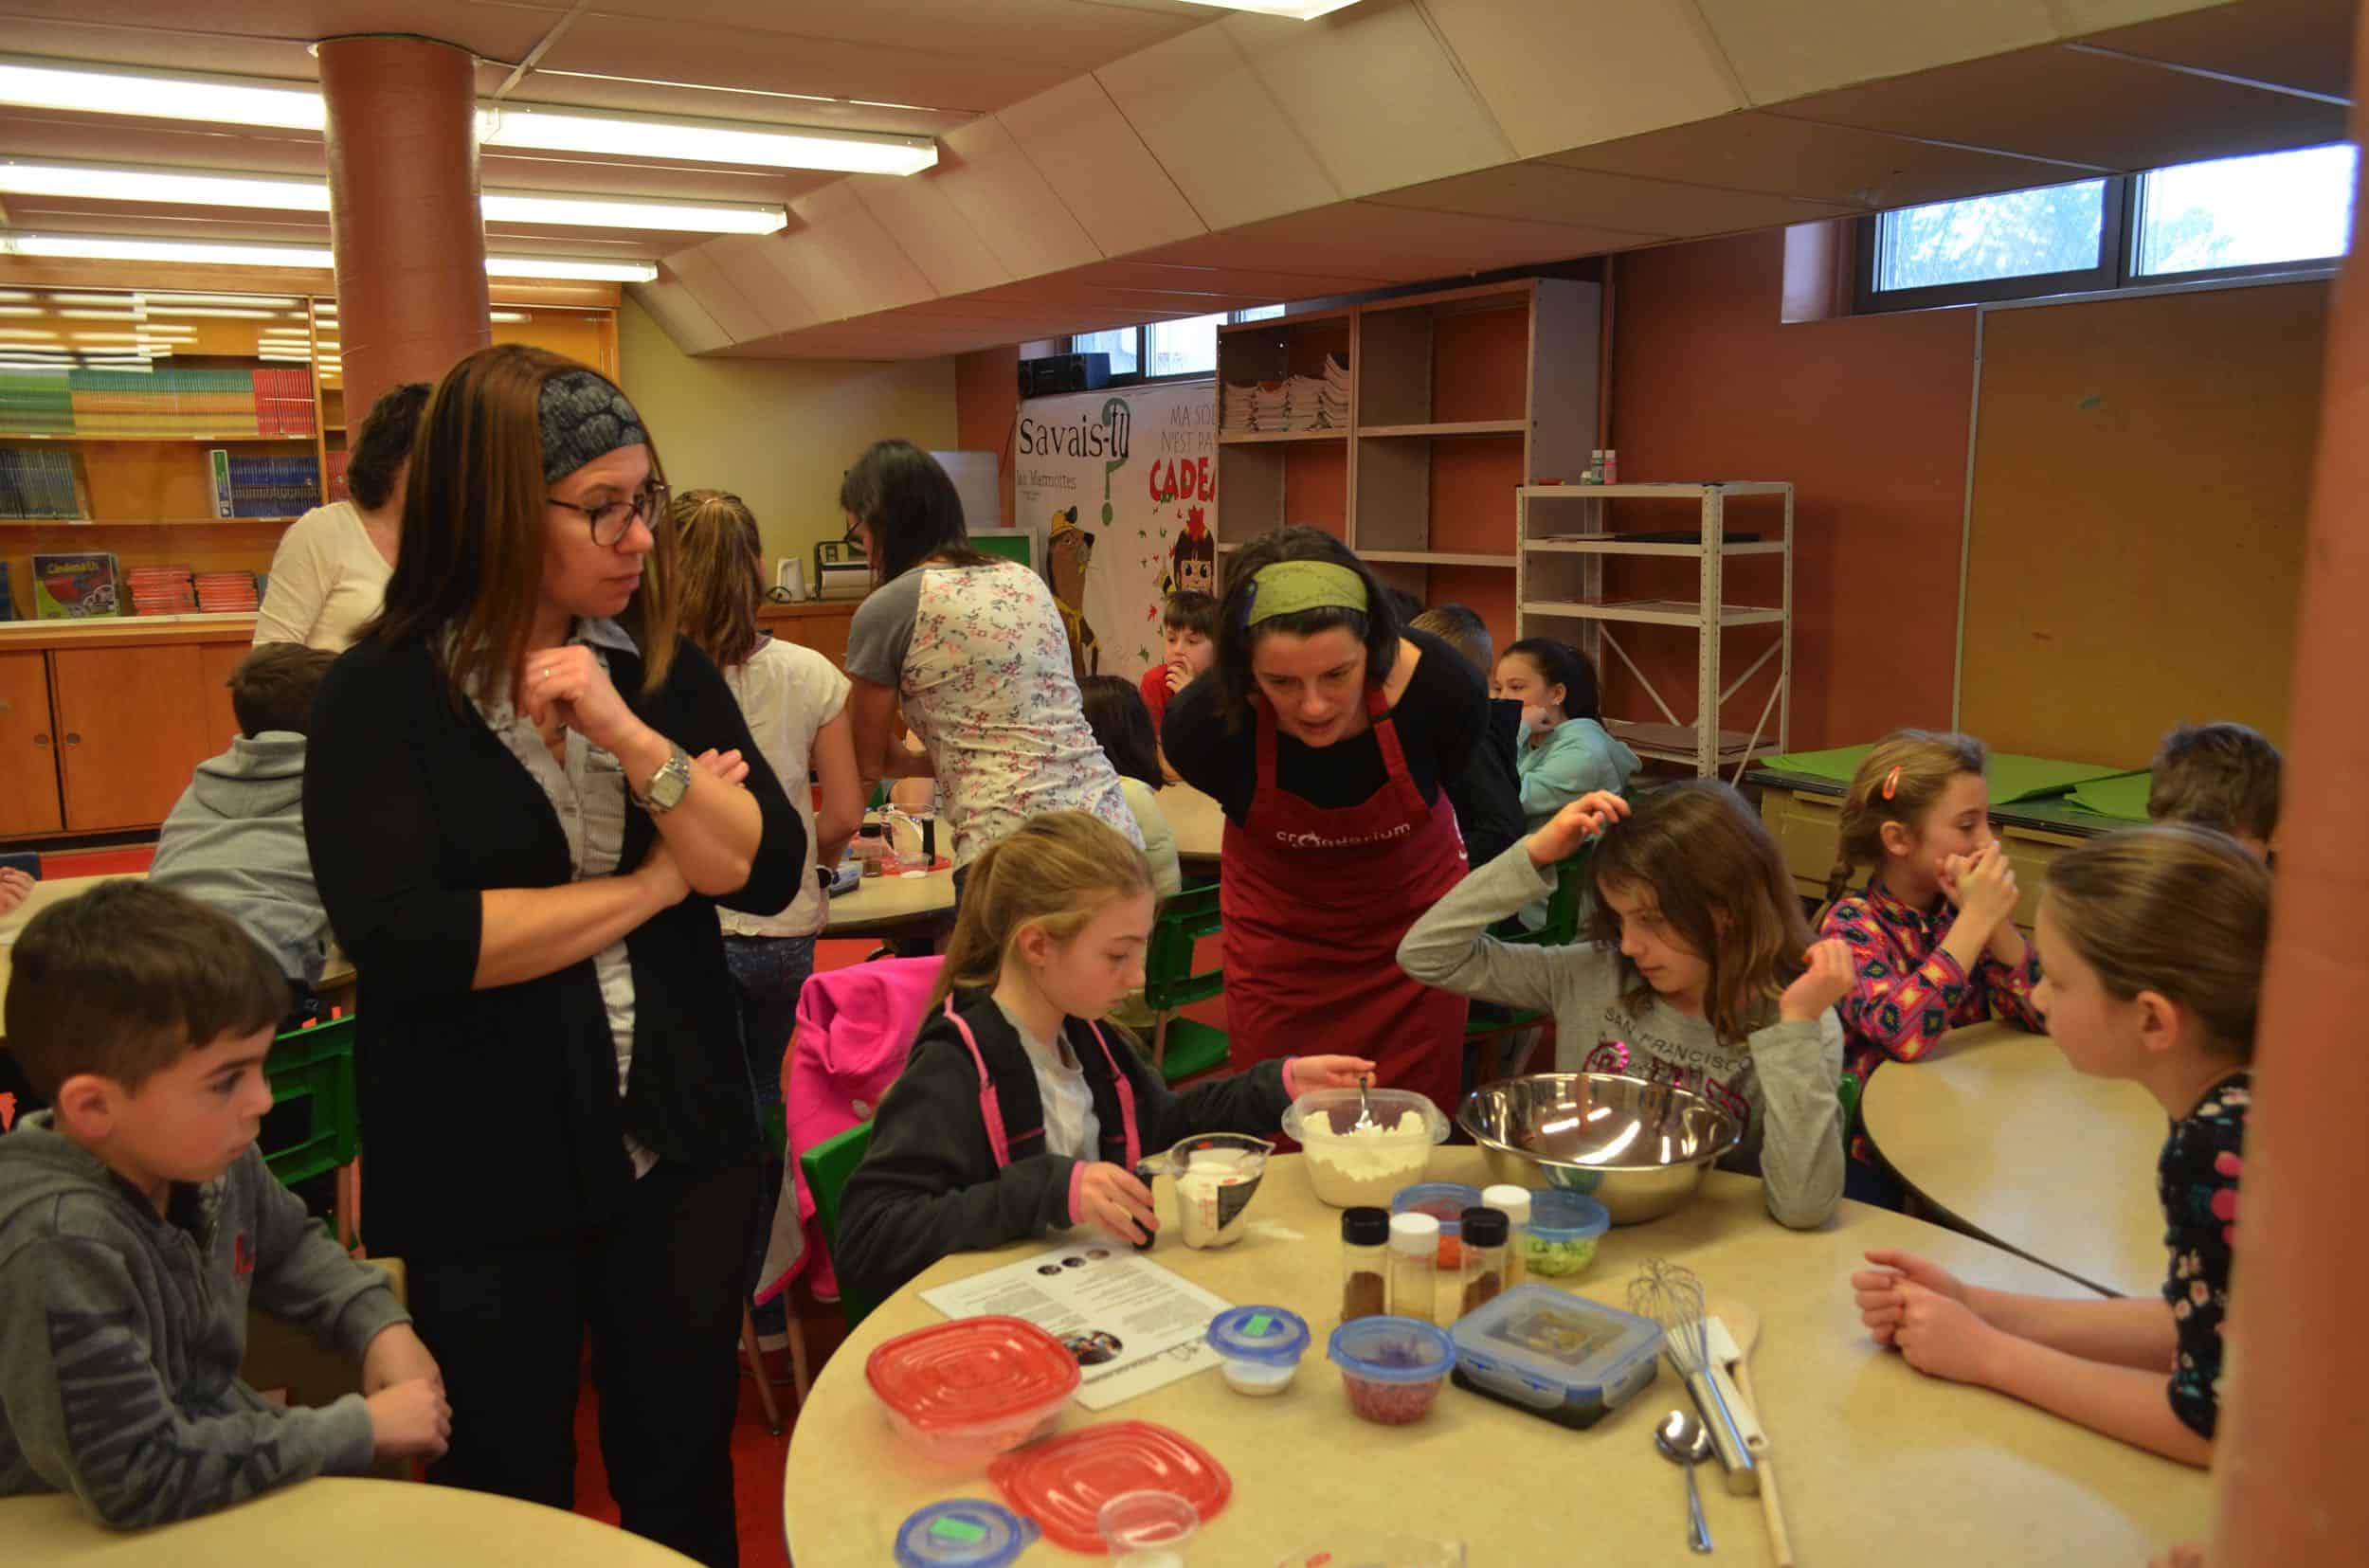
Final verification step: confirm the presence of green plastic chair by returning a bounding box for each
[1143,881,1230,1085]
[800,1120,879,1331]
[1838,1070,1863,1150]
[262,1014,362,1248]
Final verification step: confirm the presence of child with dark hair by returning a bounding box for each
[1139,591,1219,739]
[150,643,341,1004]
[0,882,448,1526]
[1496,637,1639,827]
[2148,721,2281,856]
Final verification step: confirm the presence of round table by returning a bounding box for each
[822,865,956,939]
[783,1149,2207,1566]
[0,1476,697,1565]
[1860,1021,2168,1299]
[1155,783,1224,866]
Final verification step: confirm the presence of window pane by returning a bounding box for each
[1147,314,1220,377]
[1072,327,1137,376]
[2136,143,2356,277]
[1874,179,2107,292]
[1231,303,1285,323]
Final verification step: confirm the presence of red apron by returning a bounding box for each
[1220,685,1472,1110]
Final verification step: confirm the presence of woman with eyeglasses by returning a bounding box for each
[302,345,804,1568]
[840,440,1139,896]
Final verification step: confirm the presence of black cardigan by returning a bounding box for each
[303,632,805,1256]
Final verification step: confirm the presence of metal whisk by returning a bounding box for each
[1630,1258,1755,1492]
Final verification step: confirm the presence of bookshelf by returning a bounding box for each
[1215,278,1600,656]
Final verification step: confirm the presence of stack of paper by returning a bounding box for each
[1221,380,1257,432]
[1318,351,1349,427]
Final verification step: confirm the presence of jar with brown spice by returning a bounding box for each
[1340,1206,1390,1324]
[1457,1206,1510,1318]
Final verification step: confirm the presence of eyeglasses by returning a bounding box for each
[550,481,671,548]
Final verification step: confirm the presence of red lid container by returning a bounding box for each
[988,1420,1232,1555]
[866,1316,1081,1466]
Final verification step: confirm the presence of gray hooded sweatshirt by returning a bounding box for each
[149,732,331,986]
[1399,841,1845,1228]
[0,1114,407,1527]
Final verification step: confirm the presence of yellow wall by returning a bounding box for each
[615,297,959,568]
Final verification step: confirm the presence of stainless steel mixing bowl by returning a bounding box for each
[1457,1072,1744,1224]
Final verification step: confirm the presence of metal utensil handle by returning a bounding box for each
[1681,1450,1712,1554]
[1683,1364,1757,1496]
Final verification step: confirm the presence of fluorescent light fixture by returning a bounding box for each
[1175,0,1363,16]
[478,102,934,176]
[0,57,934,175]
[490,311,531,323]
[0,232,659,282]
[0,160,787,234]
[142,305,280,318]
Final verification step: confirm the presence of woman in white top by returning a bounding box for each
[840,441,1138,900]
[252,381,430,652]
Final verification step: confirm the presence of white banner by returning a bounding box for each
[1015,380,1217,682]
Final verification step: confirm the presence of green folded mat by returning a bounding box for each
[2066,769,2153,822]
[1763,744,2128,804]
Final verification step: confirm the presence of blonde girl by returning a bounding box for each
[1817,730,2044,1095]
[1852,824,2265,1465]
[835,812,1371,1298]
[1400,780,1854,1228]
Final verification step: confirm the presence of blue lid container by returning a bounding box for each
[1207,1305,1312,1366]
[1390,1181,1484,1237]
[1447,1283,1663,1430]
[895,1499,1040,1567]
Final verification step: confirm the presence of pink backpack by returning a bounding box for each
[755,956,942,1305]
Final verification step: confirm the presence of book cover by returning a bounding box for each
[32,552,121,619]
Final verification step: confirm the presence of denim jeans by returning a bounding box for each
[723,932,817,1326]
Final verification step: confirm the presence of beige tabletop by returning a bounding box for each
[823,864,956,938]
[1861,1021,2169,1300]
[1157,783,1224,865]
[783,1149,2207,1566]
[0,1476,697,1564]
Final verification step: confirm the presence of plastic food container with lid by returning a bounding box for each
[1205,1306,1311,1397]
[989,1420,1231,1555]
[866,1316,1080,1465]
[894,1499,1040,1568]
[1281,1088,1451,1207]
[1520,1190,1611,1278]
[1326,1315,1456,1426]
[1446,1283,1662,1429]
[1389,1181,1484,1268]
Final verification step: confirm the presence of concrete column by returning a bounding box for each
[2209,9,2369,1562]
[316,35,489,416]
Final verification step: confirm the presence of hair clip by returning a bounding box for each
[1881,765,1902,801]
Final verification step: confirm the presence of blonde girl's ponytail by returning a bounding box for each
[925,812,1155,1013]
[1814,730,1988,925]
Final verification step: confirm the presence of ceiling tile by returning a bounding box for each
[631,276,730,353]
[697,234,820,335]
[563,1,1210,69]
[1419,0,1746,159]
[931,116,1103,278]
[2073,0,2357,99]
[846,172,1011,297]
[1142,202,1637,283]
[996,75,1206,258]
[775,182,938,319]
[1692,0,2061,104]
[662,243,769,341]
[1370,160,1854,235]
[1094,23,1341,231]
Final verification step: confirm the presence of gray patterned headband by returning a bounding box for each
[539,369,647,483]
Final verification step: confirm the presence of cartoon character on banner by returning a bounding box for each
[1047,507,1099,684]
[1163,505,1215,599]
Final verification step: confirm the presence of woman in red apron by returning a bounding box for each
[1163,528,1487,1110]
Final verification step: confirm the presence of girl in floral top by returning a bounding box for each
[1849,823,2264,1467]
[840,442,1138,889]
[1817,730,2046,1093]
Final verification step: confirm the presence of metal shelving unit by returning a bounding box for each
[1515,481,1793,780]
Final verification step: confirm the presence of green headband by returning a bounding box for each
[1246,560,1368,627]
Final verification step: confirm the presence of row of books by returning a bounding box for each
[26,552,264,619]
[216,455,323,519]
[0,449,80,519]
[0,366,317,439]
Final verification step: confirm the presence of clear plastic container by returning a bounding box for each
[1389,1181,1483,1269]
[1205,1306,1311,1397]
[1281,1088,1450,1207]
[1385,1212,1439,1325]
[1520,1190,1611,1279]
[1480,1184,1534,1288]
[1099,1489,1200,1568]
[894,1500,1040,1568]
[1327,1315,1456,1427]
[866,1315,1079,1465]
[1446,1283,1663,1430]
[1148,1132,1272,1250]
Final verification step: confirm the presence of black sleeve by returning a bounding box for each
[302,650,485,1001]
[1405,629,1488,785]
[658,638,805,917]
[836,1033,1080,1299]
[1121,1039,1293,1151]
[1158,674,1255,821]
[1451,702,1528,867]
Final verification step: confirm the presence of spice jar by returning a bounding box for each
[1386,1212,1440,1325]
[1457,1206,1510,1318]
[1340,1207,1389,1324]
[1481,1184,1533,1289]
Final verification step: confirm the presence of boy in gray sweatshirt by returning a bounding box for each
[1400,782,1851,1229]
[0,881,449,1528]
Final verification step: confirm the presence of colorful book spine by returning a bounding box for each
[31,552,120,619]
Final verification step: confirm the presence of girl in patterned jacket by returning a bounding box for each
[1849,824,2263,1467]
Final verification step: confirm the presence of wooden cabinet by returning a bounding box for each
[1756,784,2075,931]
[761,604,856,672]
[0,652,62,837]
[52,644,214,833]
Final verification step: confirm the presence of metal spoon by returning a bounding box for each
[1655,1408,1714,1554]
[1351,1072,1375,1132]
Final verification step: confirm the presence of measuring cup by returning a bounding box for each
[1147,1132,1273,1250]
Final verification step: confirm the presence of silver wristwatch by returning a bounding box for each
[635,747,693,815]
